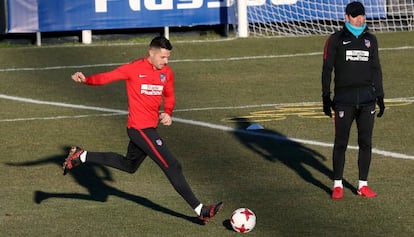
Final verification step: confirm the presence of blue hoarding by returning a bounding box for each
[6,0,237,32]
[36,0,235,32]
[5,0,386,33]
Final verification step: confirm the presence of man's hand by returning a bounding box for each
[71,72,86,83]
[323,96,334,118]
[159,113,172,126]
[377,97,385,118]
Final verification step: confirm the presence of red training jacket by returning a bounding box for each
[85,57,175,129]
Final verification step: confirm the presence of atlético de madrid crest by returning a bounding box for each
[364,39,371,48]
[160,73,166,83]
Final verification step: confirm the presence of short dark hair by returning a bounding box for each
[345,1,365,17]
[149,36,173,50]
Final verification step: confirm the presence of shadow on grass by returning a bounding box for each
[5,146,203,225]
[231,118,356,196]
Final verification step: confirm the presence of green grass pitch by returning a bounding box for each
[1,32,414,236]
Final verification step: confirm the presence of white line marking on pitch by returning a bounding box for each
[0,94,127,114]
[0,113,125,122]
[1,46,413,72]
[1,94,413,160]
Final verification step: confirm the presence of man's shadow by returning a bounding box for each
[5,146,202,224]
[231,118,356,195]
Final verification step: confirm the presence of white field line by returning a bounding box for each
[0,53,321,72]
[0,94,128,114]
[174,97,414,112]
[0,37,237,50]
[0,113,125,122]
[1,45,413,72]
[1,94,413,160]
[172,117,414,160]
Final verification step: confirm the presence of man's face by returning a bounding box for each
[345,14,366,27]
[148,48,171,70]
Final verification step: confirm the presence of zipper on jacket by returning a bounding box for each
[356,87,360,109]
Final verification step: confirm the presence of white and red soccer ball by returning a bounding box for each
[230,208,256,233]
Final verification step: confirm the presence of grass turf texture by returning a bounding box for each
[1,32,414,236]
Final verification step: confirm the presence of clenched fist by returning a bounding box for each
[71,72,86,83]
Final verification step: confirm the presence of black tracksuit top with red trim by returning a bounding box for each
[322,25,384,106]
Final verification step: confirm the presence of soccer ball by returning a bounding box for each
[230,208,256,233]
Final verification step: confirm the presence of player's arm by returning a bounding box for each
[321,35,337,117]
[162,70,175,116]
[370,36,384,98]
[71,64,130,86]
[370,35,385,117]
[160,70,175,126]
[321,35,336,97]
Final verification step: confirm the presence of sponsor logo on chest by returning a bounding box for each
[345,50,369,62]
[344,38,371,62]
[138,73,166,95]
[141,84,163,95]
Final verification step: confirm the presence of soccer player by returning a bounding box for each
[321,1,385,199]
[64,36,223,222]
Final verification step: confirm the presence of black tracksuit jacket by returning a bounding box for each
[322,25,384,107]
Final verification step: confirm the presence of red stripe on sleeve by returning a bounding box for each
[323,36,331,60]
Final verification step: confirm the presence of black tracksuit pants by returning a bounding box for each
[86,127,201,209]
[333,104,376,181]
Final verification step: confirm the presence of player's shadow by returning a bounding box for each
[5,146,202,225]
[231,118,356,195]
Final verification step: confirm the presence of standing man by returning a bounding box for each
[63,36,223,222]
[321,1,385,199]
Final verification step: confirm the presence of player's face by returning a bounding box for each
[345,14,366,27]
[148,48,171,70]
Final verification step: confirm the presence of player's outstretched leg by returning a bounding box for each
[62,146,84,175]
[198,202,224,223]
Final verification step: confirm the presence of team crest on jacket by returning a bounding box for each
[338,111,345,118]
[364,39,371,48]
[156,139,163,146]
[160,73,166,83]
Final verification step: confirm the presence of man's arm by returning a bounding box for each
[71,64,130,86]
[371,35,385,117]
[321,35,336,98]
[371,35,384,98]
[321,35,337,117]
[162,70,175,116]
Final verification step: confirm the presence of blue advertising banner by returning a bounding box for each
[6,0,38,33]
[5,0,386,33]
[36,0,236,32]
[6,0,236,32]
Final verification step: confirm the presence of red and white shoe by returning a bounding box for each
[197,202,223,224]
[357,186,377,198]
[331,187,343,199]
[62,146,84,175]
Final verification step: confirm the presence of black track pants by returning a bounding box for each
[86,127,201,209]
[332,104,375,181]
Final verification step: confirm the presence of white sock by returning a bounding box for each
[358,180,368,189]
[334,180,343,188]
[194,203,203,216]
[80,151,87,163]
